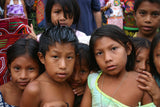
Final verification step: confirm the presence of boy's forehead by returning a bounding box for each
[48,42,75,51]
[138,1,160,10]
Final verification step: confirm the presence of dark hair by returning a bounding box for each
[39,25,79,57]
[77,43,92,71]
[134,0,160,12]
[7,38,44,74]
[45,0,80,26]
[131,37,151,55]
[149,32,160,80]
[89,25,136,71]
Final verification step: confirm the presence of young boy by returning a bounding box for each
[133,0,160,41]
[20,26,79,107]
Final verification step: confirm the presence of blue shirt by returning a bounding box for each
[74,0,101,35]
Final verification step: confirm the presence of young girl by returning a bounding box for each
[0,38,43,106]
[67,43,92,107]
[137,33,160,106]
[28,0,90,45]
[80,25,156,106]
[4,0,27,18]
[131,37,151,72]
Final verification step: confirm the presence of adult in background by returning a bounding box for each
[73,0,102,35]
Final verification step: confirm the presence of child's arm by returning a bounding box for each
[4,0,9,18]
[21,0,27,18]
[80,84,92,107]
[20,81,40,107]
[137,71,160,106]
[73,86,85,96]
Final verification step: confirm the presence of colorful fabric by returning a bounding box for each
[0,91,15,107]
[7,0,25,18]
[107,16,123,29]
[88,71,156,107]
[36,0,46,28]
[0,17,29,85]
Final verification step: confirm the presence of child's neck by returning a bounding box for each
[137,31,157,42]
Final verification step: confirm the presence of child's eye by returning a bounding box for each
[139,11,146,15]
[111,47,117,51]
[28,67,34,71]
[96,51,102,56]
[152,12,160,17]
[14,67,20,71]
[80,70,86,74]
[136,60,140,63]
[67,56,73,60]
[52,56,58,59]
[54,10,60,13]
[146,60,150,65]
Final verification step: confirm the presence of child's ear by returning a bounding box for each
[38,52,45,64]
[126,42,132,55]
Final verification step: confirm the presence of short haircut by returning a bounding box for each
[39,25,79,57]
[134,0,160,12]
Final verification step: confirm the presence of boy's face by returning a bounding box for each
[10,54,39,90]
[40,42,76,82]
[51,3,74,27]
[134,1,160,36]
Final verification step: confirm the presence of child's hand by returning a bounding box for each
[136,71,160,106]
[26,24,37,40]
[73,86,85,96]
[43,101,68,107]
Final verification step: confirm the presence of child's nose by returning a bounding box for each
[59,59,66,69]
[139,62,147,71]
[144,15,152,23]
[20,70,28,80]
[73,72,80,81]
[104,53,112,62]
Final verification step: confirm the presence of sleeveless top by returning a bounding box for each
[88,71,156,107]
[7,0,25,18]
[0,91,16,107]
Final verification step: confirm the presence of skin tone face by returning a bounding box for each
[40,42,76,83]
[135,48,150,72]
[51,3,74,27]
[134,1,160,39]
[9,54,39,90]
[153,42,160,74]
[94,37,131,76]
[67,56,90,95]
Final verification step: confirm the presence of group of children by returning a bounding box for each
[0,0,160,106]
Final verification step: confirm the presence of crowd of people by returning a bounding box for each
[0,0,160,107]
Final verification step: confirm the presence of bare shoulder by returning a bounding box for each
[24,80,41,96]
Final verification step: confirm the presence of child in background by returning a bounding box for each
[133,0,160,41]
[131,37,151,72]
[137,33,160,106]
[0,38,43,107]
[80,25,155,106]
[67,43,92,107]
[28,0,90,45]
[4,0,27,18]
[20,26,79,107]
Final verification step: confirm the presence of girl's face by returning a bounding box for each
[135,48,150,72]
[94,37,131,76]
[153,42,160,74]
[10,54,39,90]
[67,56,90,89]
[51,3,74,27]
